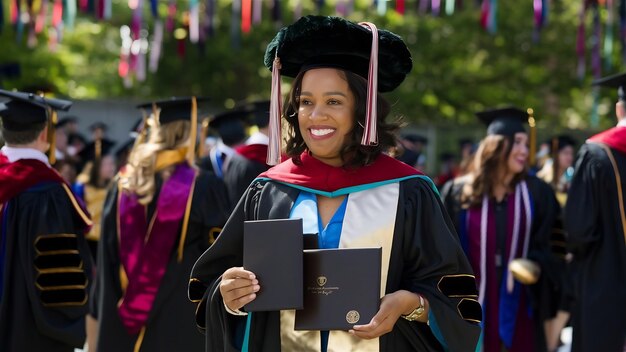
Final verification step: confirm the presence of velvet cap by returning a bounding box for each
[264,15,412,93]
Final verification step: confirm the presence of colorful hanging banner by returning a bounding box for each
[52,0,62,26]
[166,0,176,32]
[432,0,441,15]
[576,2,587,80]
[149,19,162,72]
[242,0,251,33]
[396,0,405,14]
[377,0,387,15]
[231,0,241,49]
[190,0,199,42]
[63,0,76,29]
[445,0,455,15]
[252,0,261,24]
[149,0,156,17]
[619,0,626,63]
[604,0,614,70]
[35,0,48,34]
[591,2,601,78]
[419,0,429,14]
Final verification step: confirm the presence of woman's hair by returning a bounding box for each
[121,120,190,205]
[460,134,527,208]
[282,69,400,168]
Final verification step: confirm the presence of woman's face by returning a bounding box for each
[506,132,529,175]
[297,68,356,167]
[557,145,575,170]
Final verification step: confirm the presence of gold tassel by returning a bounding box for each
[152,102,160,127]
[95,138,102,161]
[48,109,57,165]
[197,117,210,158]
[187,97,198,164]
[527,108,536,167]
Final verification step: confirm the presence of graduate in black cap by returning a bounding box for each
[77,121,115,174]
[221,100,275,205]
[441,107,560,352]
[198,107,249,180]
[91,97,230,352]
[190,16,481,352]
[396,133,428,170]
[0,89,94,351]
[565,72,626,352]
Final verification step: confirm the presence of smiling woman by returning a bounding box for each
[190,15,482,352]
[440,107,561,352]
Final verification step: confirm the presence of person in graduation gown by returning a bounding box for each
[536,135,577,352]
[198,108,248,180]
[91,97,231,352]
[0,89,94,351]
[223,101,273,205]
[189,16,482,352]
[73,146,116,261]
[565,72,626,352]
[441,107,560,352]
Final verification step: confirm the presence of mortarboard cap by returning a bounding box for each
[89,121,108,132]
[209,108,249,146]
[402,133,428,144]
[264,16,412,93]
[592,72,626,101]
[56,116,78,128]
[0,89,72,131]
[263,15,413,165]
[476,107,529,137]
[246,100,271,128]
[136,97,209,125]
[440,152,456,162]
[548,134,577,152]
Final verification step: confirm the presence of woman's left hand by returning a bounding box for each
[349,290,421,339]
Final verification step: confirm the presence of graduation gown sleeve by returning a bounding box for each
[0,182,92,352]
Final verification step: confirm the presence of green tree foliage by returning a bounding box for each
[0,0,620,129]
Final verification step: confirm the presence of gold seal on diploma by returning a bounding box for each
[346,310,360,324]
[317,276,327,287]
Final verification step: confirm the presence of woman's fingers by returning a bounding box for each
[220,267,260,311]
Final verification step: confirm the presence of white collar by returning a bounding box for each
[617,119,626,127]
[1,146,50,167]
[216,140,235,157]
[245,131,269,146]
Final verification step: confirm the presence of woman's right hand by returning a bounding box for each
[220,267,260,312]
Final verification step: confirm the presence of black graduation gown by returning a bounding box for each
[93,170,231,352]
[0,182,93,352]
[189,177,482,352]
[222,153,269,206]
[440,175,560,351]
[565,142,626,352]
